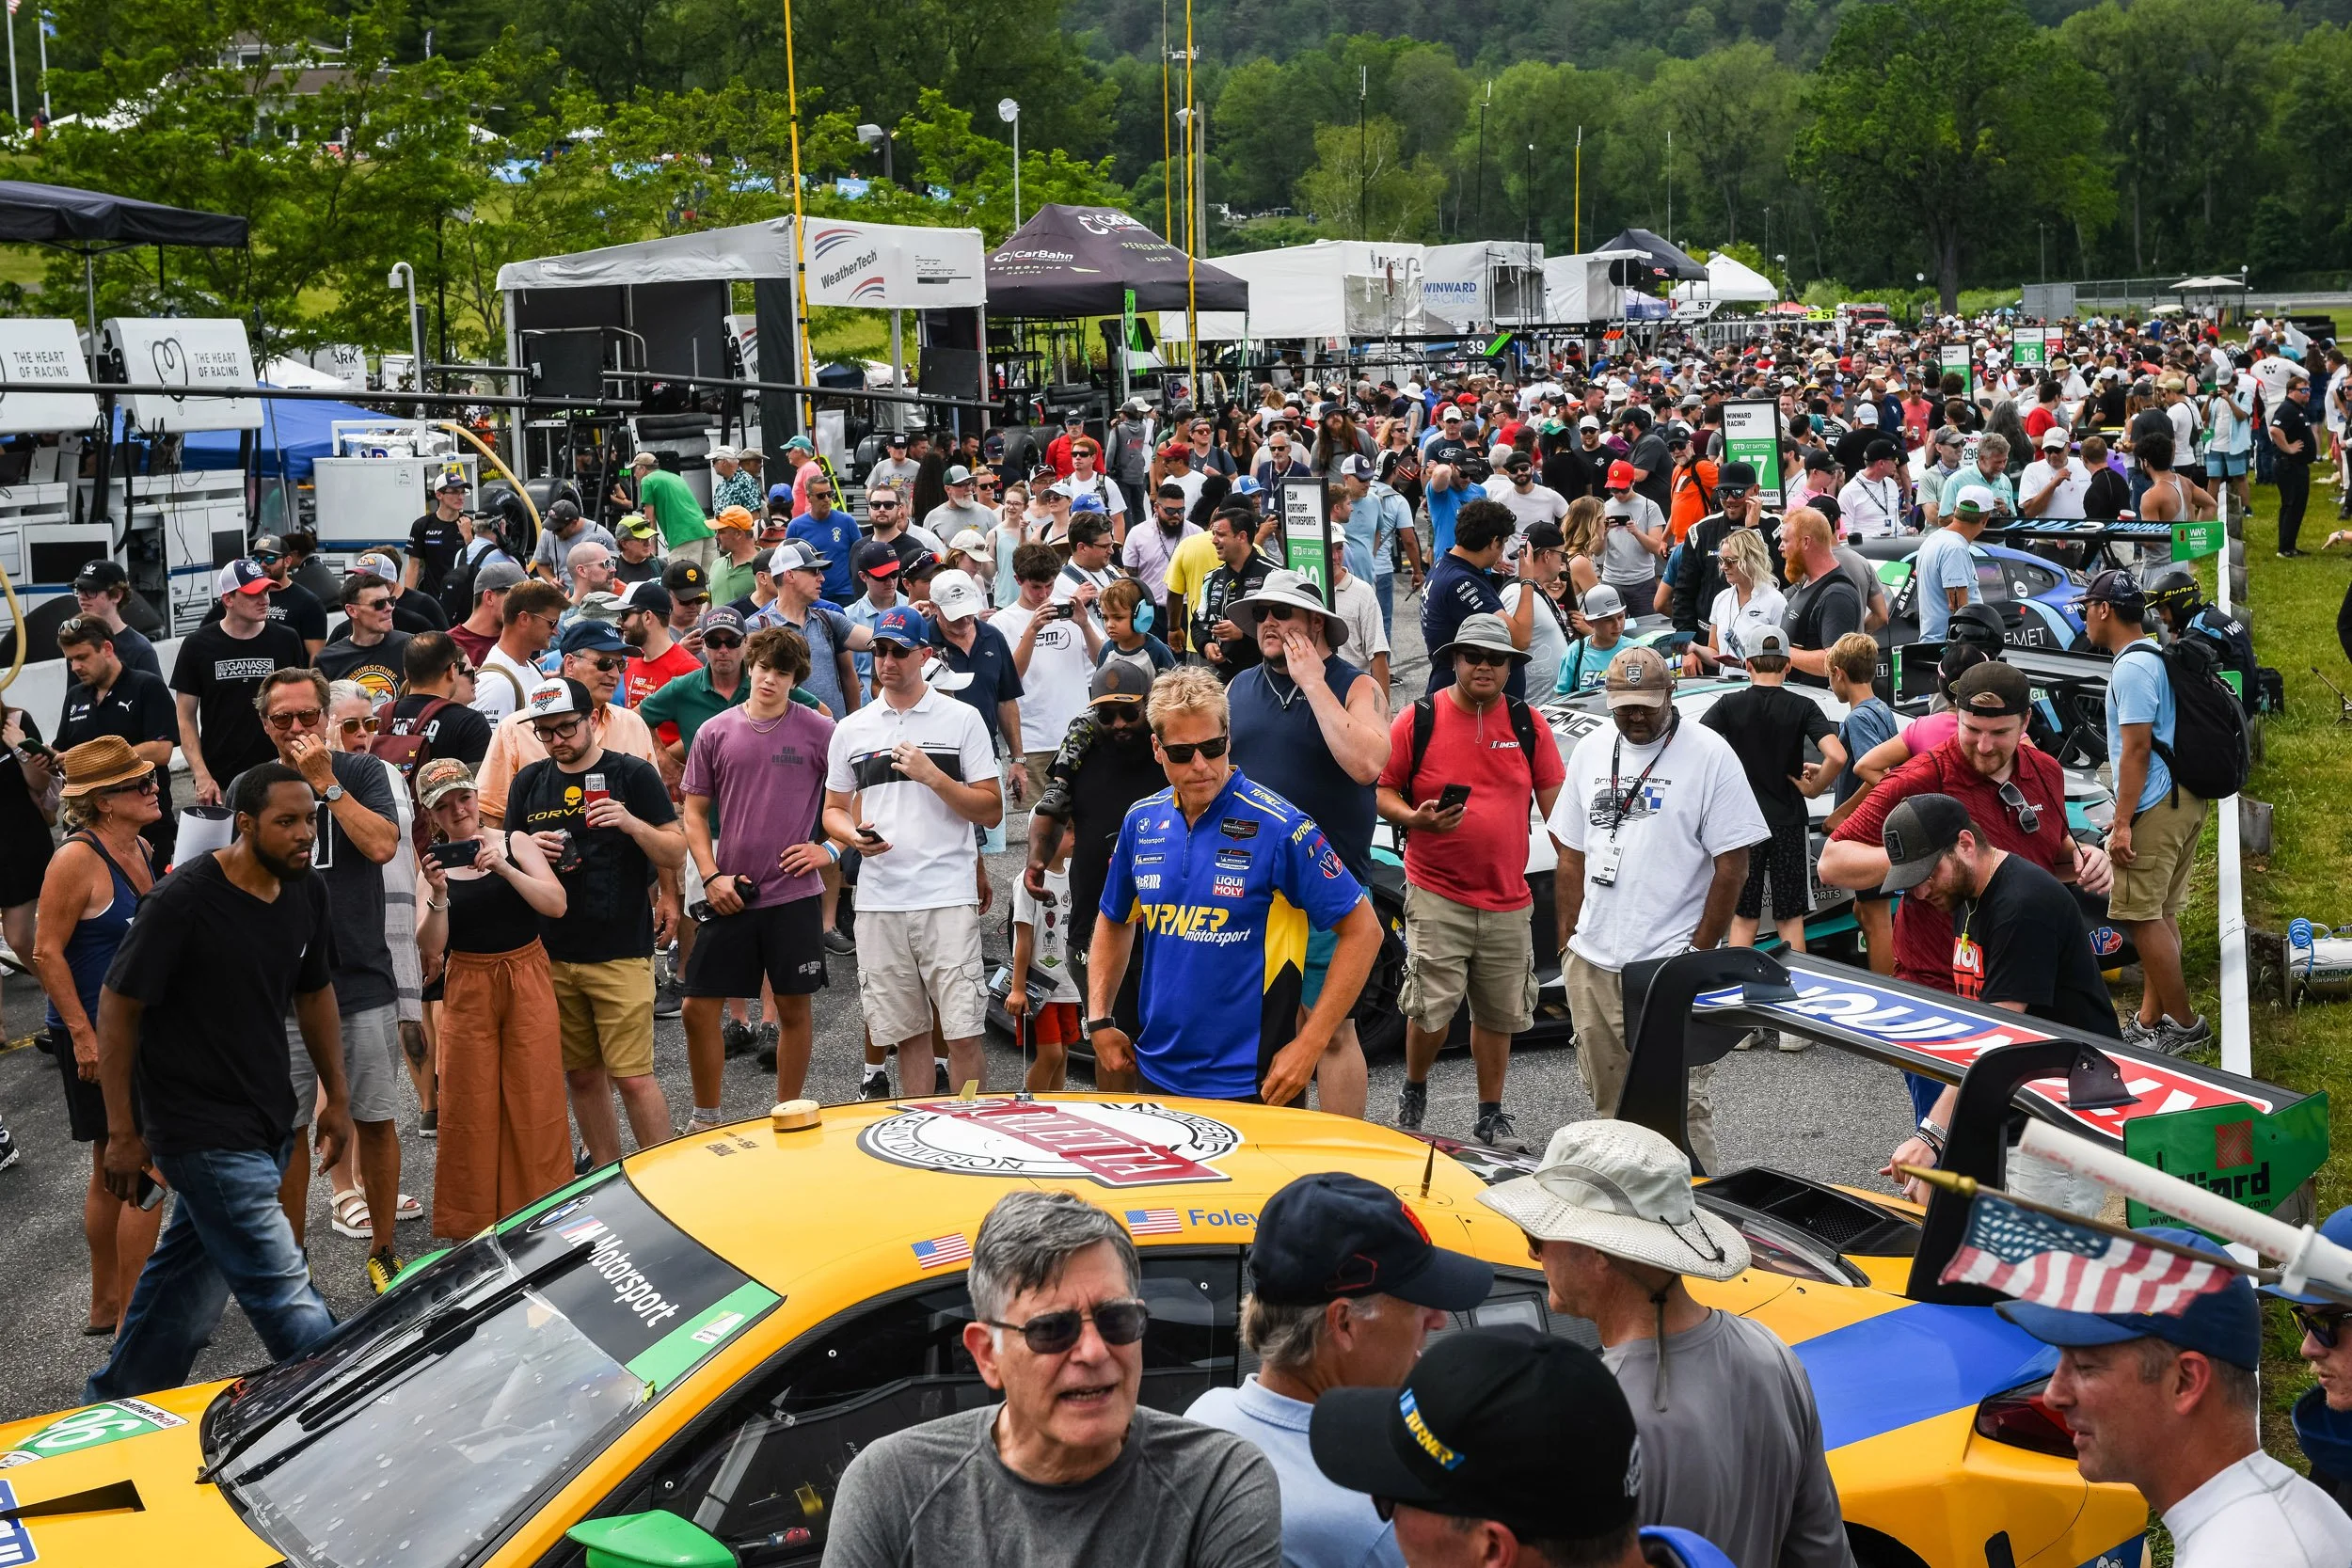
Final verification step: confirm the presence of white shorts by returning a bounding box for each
[289,1003,405,1126]
[857,904,987,1044]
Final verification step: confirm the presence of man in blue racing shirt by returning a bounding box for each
[1087,667,1380,1106]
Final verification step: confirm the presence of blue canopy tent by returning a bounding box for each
[183,389,385,481]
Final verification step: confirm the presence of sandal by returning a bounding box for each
[396,1192,423,1224]
[328,1189,372,1241]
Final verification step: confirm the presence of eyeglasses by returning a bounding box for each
[703,633,742,650]
[1458,648,1514,668]
[531,717,585,741]
[1997,779,2040,835]
[338,716,381,736]
[98,774,159,797]
[1262,605,1305,623]
[1159,734,1230,764]
[578,655,624,673]
[516,609,558,626]
[984,1297,1151,1355]
[267,706,324,730]
[2295,1305,2349,1350]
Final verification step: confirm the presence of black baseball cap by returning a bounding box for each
[851,539,901,578]
[1948,661,2031,718]
[662,559,709,597]
[1089,658,1154,707]
[2077,567,2146,616]
[74,559,127,591]
[1249,1173,1492,1309]
[1311,1327,1641,1539]
[1717,461,1757,491]
[1879,792,1974,893]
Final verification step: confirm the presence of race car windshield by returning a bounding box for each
[212,1170,775,1568]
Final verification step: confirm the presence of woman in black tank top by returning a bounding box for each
[413,760,574,1239]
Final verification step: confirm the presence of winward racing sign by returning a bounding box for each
[860,1100,1242,1187]
[1692,958,2297,1149]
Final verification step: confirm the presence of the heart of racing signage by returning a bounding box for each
[859,1100,1241,1188]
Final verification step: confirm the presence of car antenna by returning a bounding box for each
[1419,1137,1437,1198]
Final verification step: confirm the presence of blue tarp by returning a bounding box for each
[177,391,389,482]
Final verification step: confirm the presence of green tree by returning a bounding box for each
[1632,42,1801,248]
[1792,0,2110,310]
[1294,118,1444,243]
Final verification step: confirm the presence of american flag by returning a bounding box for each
[1941,1192,2233,1314]
[1125,1208,1182,1236]
[911,1232,971,1270]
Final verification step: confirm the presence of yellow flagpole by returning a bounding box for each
[1574,127,1582,254]
[1161,0,1172,242]
[1184,0,1196,393]
[781,0,814,435]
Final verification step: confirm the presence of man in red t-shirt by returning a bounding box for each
[614,579,705,757]
[1374,612,1565,1146]
[1818,661,2114,1183]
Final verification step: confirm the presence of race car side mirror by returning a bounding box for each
[566,1512,737,1568]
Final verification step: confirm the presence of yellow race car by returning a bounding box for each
[3,949,2290,1568]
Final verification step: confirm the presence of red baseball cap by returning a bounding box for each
[1605,460,1637,490]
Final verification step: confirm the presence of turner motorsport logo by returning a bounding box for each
[860,1099,1241,1187]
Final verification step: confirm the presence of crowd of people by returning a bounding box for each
[0,299,2337,1561]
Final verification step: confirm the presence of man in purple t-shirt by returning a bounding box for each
[680,623,837,1101]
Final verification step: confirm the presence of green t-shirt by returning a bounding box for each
[637,667,815,752]
[638,467,712,547]
[709,554,761,609]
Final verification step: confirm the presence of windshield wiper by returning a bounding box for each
[200,1242,596,1488]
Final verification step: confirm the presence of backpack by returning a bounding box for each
[437,538,501,624]
[2186,605,2261,716]
[1404,694,1543,799]
[369,697,453,857]
[2117,639,2249,805]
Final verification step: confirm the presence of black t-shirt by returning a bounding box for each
[409,511,467,594]
[228,751,398,1007]
[2273,401,2317,467]
[387,691,494,768]
[1200,551,1278,681]
[2083,466,2130,519]
[317,632,414,706]
[0,710,49,890]
[57,668,175,752]
[1701,683,1835,830]
[387,589,451,636]
[1953,855,2121,1038]
[505,750,675,962]
[1629,432,1674,514]
[1779,572,1863,689]
[209,582,328,645]
[613,555,662,585]
[104,850,333,1156]
[1068,734,1171,938]
[168,620,310,783]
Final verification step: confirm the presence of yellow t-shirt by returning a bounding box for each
[1163,531,1222,618]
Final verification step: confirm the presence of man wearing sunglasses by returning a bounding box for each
[217,531,326,659]
[1820,662,2113,1205]
[830,1189,1280,1566]
[2008,1230,2352,1568]
[2269,1207,2352,1512]
[469,578,567,725]
[316,572,412,708]
[1087,668,1379,1108]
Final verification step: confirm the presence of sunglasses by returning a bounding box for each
[702,633,742,650]
[870,499,901,509]
[1458,648,1514,669]
[98,774,159,797]
[338,716,381,736]
[985,1297,1151,1355]
[578,654,624,673]
[871,641,921,661]
[267,706,324,730]
[355,597,392,612]
[2296,1305,2350,1350]
[1995,779,2040,835]
[252,552,285,564]
[1098,704,1144,726]
[1159,734,1230,764]
[676,594,708,608]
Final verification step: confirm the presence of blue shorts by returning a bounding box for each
[2209,451,2249,478]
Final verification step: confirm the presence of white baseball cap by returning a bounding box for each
[929,568,987,622]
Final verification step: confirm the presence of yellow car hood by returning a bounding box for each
[0,1385,278,1568]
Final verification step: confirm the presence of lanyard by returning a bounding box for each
[1607,716,1677,834]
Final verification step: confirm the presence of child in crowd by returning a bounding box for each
[1007,840,1083,1092]
[1093,578,1176,673]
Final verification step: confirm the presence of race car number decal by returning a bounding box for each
[0,1399,183,1470]
[860,1100,1241,1187]
[1694,974,2275,1140]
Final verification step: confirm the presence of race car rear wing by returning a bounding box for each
[1616,949,2312,1304]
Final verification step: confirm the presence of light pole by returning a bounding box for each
[1475,80,1490,231]
[387,261,422,394]
[997,99,1022,230]
[1523,141,1534,252]
[1775,253,1788,302]
[1175,105,1208,259]
[859,123,904,398]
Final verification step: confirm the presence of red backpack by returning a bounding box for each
[368,697,453,857]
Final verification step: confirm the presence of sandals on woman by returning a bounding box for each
[329,1189,424,1239]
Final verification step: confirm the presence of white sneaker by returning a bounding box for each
[1775,1031,1810,1053]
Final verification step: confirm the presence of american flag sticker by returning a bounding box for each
[912,1232,972,1270]
[1126,1208,1182,1236]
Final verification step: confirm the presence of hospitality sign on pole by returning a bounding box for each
[1720,400,1787,508]
[2012,325,2046,369]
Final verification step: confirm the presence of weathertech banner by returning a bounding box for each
[1692,958,2295,1148]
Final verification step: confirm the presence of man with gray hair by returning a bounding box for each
[828,1189,1281,1567]
[1187,1173,1490,1568]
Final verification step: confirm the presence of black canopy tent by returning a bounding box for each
[0,180,252,341]
[1598,228,1708,285]
[983,204,1250,316]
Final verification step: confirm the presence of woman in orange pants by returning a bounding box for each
[413,759,574,1239]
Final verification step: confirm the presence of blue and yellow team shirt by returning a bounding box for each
[1099,769,1367,1100]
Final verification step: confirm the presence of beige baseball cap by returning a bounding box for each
[1604,645,1674,709]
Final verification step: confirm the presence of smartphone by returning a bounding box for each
[857,826,885,845]
[426,838,480,869]
[1436,784,1472,812]
[135,1168,165,1212]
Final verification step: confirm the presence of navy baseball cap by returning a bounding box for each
[2265,1205,2352,1306]
[557,618,628,656]
[871,605,930,650]
[1998,1227,2263,1370]
[1250,1173,1492,1309]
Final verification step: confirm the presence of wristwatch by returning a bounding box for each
[320,784,345,803]
[1082,1016,1119,1039]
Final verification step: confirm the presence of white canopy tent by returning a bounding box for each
[1671,252,1780,306]
[1544,250,1674,325]
[1158,239,1431,343]
[1422,241,1544,331]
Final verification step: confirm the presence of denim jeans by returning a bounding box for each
[86,1138,335,1402]
[1375,572,1395,639]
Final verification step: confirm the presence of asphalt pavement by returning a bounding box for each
[0,591,1913,1423]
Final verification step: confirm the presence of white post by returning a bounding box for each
[35,6,45,119]
[1012,116,1022,230]
[7,5,21,126]
[2213,479,2250,1075]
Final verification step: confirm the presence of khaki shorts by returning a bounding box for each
[1563,949,1719,1176]
[664,535,717,571]
[549,956,658,1077]
[1019,751,1056,803]
[1398,883,1537,1036]
[2110,789,2208,923]
[858,904,988,1044]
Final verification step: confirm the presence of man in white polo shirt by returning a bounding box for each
[823,605,1004,1099]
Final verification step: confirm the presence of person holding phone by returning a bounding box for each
[412,758,571,1241]
[1375,613,1565,1145]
